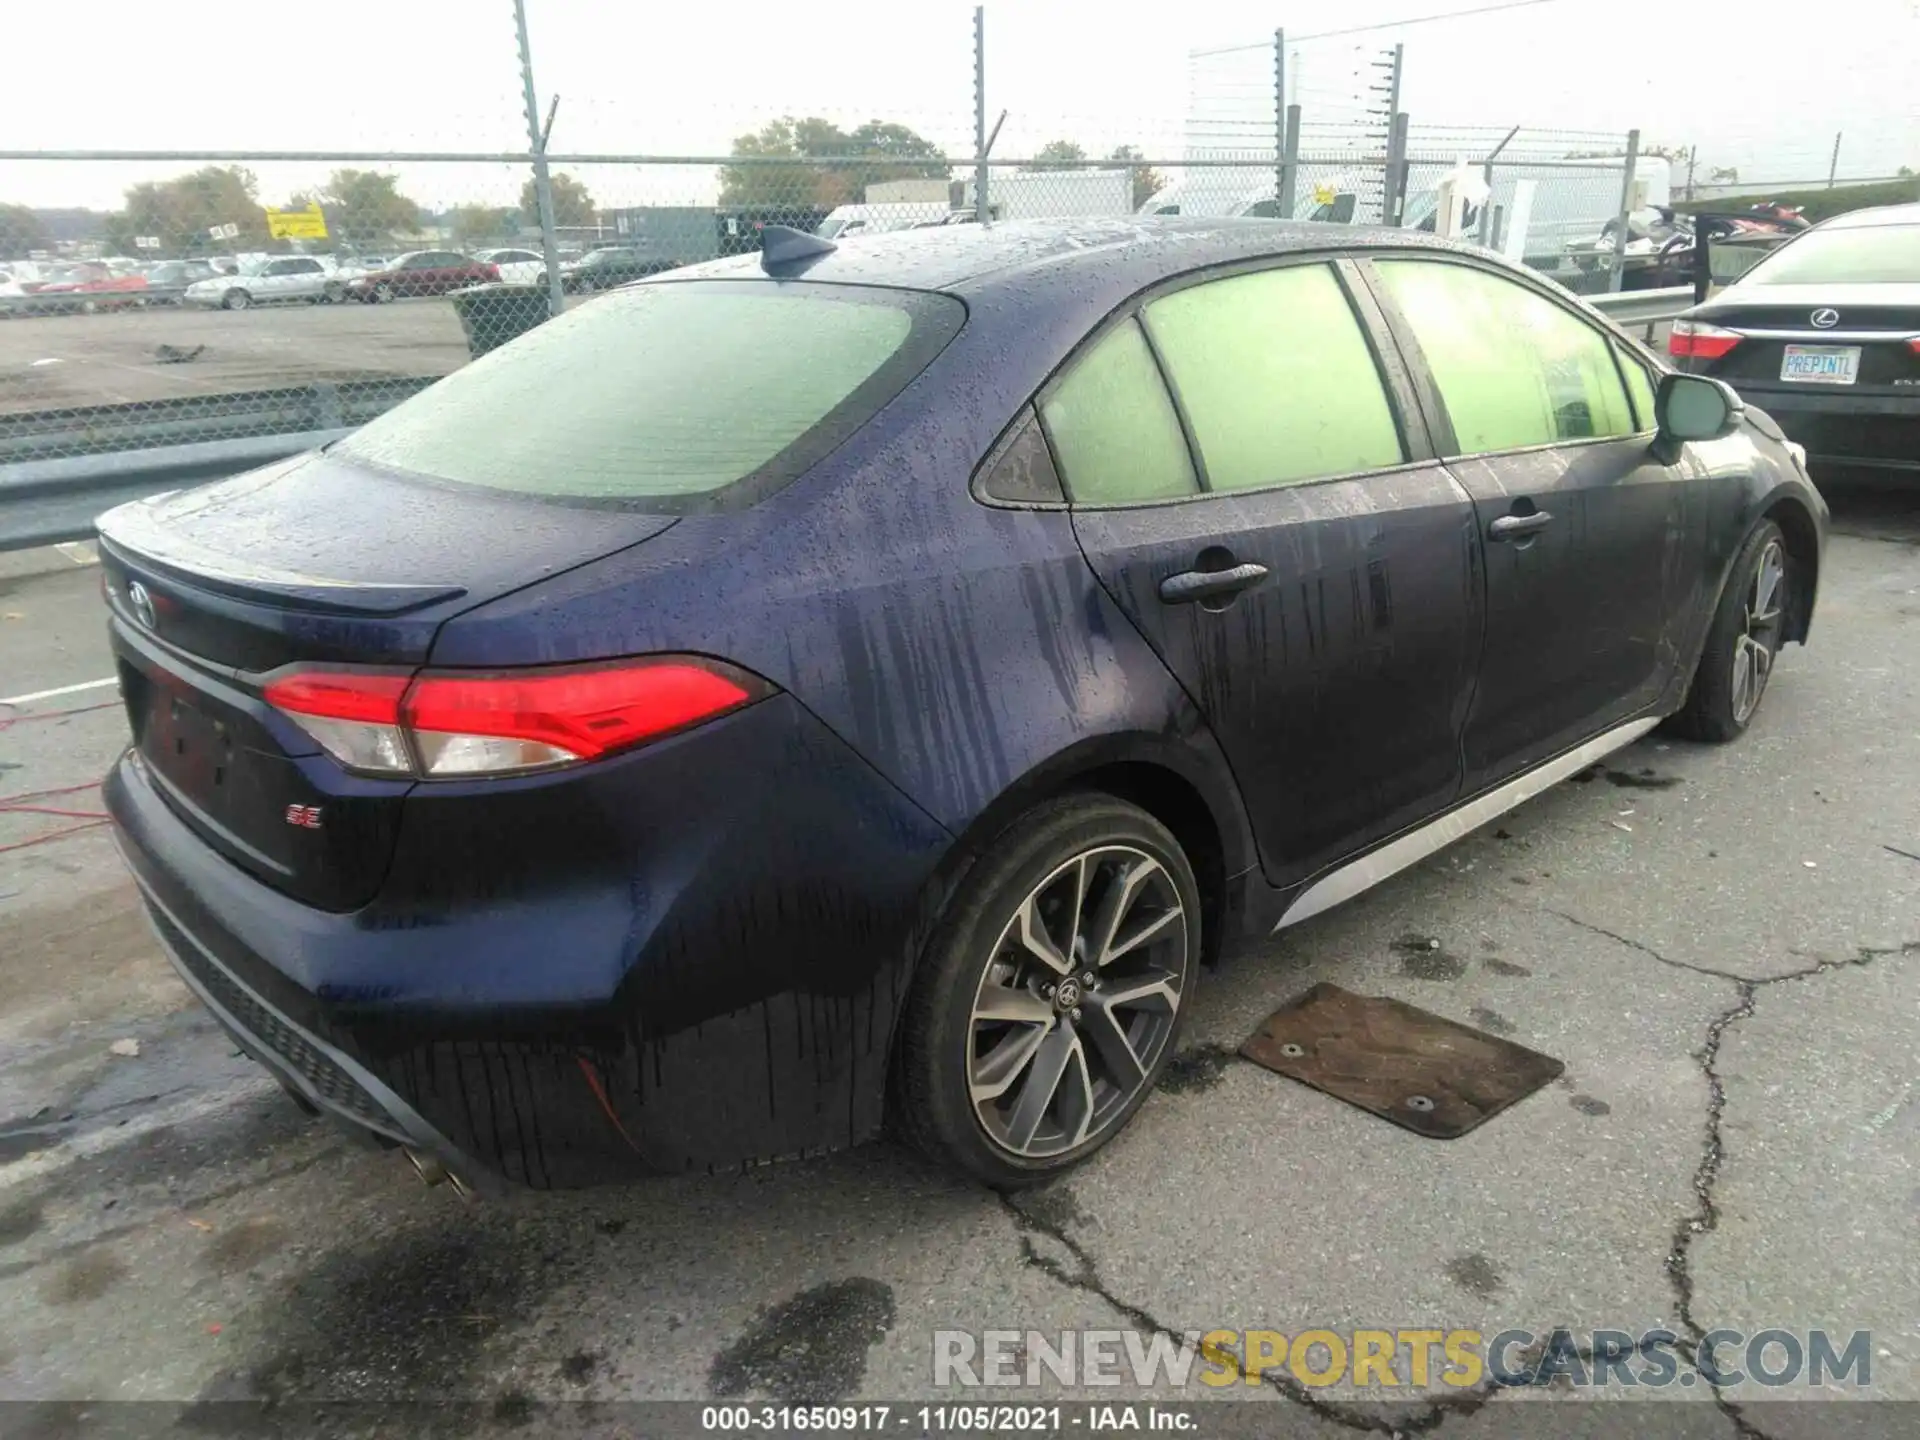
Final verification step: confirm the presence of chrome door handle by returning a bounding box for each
[1488,511,1553,541]
[1159,562,1270,605]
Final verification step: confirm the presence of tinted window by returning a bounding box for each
[1745,224,1920,285]
[1615,342,1659,432]
[336,280,961,505]
[1376,260,1634,453]
[978,410,1065,504]
[1143,265,1403,491]
[1040,319,1197,505]
[289,259,322,274]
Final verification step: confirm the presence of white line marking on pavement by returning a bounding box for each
[0,676,120,707]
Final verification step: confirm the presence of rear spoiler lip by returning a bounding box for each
[95,519,467,618]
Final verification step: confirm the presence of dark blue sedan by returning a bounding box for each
[97,218,1827,1192]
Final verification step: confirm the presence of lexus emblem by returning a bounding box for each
[1810,308,1840,329]
[128,580,156,629]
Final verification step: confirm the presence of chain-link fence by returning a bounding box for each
[0,8,1672,475]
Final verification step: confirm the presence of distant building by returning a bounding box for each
[864,178,951,205]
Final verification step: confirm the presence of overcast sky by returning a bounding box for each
[2,0,1915,213]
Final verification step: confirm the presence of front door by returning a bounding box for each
[1364,256,1698,790]
[1052,260,1483,888]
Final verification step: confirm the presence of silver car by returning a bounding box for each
[184,256,345,310]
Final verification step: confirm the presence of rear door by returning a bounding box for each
[1061,258,1483,888]
[1363,255,1697,791]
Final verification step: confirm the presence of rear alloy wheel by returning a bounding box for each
[1666,520,1789,742]
[222,289,251,311]
[374,282,394,304]
[892,795,1198,1188]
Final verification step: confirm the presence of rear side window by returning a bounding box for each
[1376,260,1634,453]
[1142,264,1404,491]
[1746,225,1920,285]
[335,280,963,508]
[1040,319,1198,505]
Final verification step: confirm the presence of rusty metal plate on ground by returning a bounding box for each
[1240,983,1564,1138]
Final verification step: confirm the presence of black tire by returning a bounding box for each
[890,793,1200,1189]
[221,289,250,311]
[1665,520,1789,743]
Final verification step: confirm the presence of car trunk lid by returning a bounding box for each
[98,448,679,909]
[1694,283,1920,397]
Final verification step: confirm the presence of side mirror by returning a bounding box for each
[1654,372,1742,460]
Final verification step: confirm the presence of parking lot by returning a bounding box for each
[0,302,471,413]
[0,486,1915,1434]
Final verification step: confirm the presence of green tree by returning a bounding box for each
[1025,139,1089,171]
[314,169,423,251]
[0,203,51,258]
[1105,145,1165,209]
[449,204,517,245]
[520,172,596,228]
[718,116,949,210]
[104,166,268,255]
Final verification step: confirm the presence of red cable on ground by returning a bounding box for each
[0,819,110,855]
[0,699,124,851]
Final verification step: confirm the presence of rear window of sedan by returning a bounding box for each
[334,280,964,507]
[1745,224,1920,285]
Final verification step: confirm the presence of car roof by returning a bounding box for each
[674,216,1479,297]
[1819,202,1920,230]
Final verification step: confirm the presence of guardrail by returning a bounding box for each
[0,289,1699,555]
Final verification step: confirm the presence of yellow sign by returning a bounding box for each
[1312,183,1337,205]
[265,204,328,240]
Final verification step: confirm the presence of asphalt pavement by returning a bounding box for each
[0,302,470,414]
[0,487,1915,1437]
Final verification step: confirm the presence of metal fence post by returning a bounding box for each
[1280,104,1301,220]
[973,7,990,225]
[1478,125,1518,247]
[1272,28,1285,212]
[1385,113,1410,226]
[513,0,565,318]
[1608,127,1640,294]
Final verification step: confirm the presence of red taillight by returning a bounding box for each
[265,659,766,778]
[1906,337,1920,356]
[1669,320,1743,361]
[265,671,409,724]
[483,263,501,280]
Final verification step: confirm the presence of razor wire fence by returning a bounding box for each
[0,6,1674,480]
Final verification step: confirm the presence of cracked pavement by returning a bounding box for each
[0,490,1915,1436]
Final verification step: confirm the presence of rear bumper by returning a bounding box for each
[104,692,954,1188]
[1738,389,1920,471]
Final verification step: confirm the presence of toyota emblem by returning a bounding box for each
[128,580,156,629]
[1810,308,1840,329]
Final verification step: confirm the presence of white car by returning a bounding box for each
[474,248,548,284]
[184,256,345,310]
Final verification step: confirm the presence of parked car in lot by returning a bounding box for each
[185,256,345,310]
[96,218,1826,1194]
[1670,202,1920,478]
[474,247,549,284]
[560,246,666,292]
[346,251,499,302]
[16,262,150,313]
[138,259,222,306]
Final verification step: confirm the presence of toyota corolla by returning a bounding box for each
[98,218,1827,1193]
